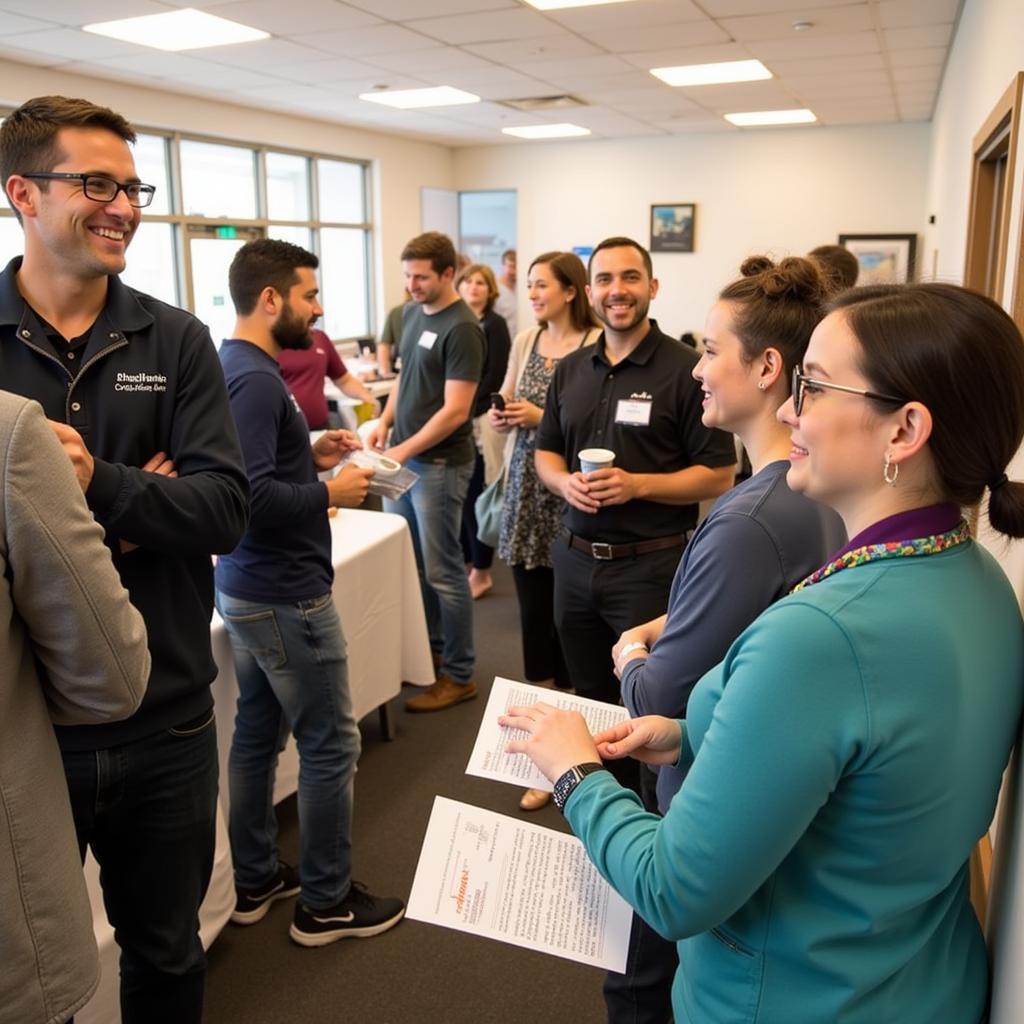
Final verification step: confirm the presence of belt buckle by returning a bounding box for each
[591,542,614,560]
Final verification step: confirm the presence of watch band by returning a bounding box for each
[552,762,606,812]
[616,641,648,668]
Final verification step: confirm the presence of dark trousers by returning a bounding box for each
[460,450,494,570]
[61,715,219,1024]
[603,765,678,1024]
[511,563,570,688]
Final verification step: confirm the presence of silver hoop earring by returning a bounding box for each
[883,453,899,486]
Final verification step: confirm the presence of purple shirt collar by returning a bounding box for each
[833,503,962,560]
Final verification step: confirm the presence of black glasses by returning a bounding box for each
[791,365,905,416]
[21,172,156,208]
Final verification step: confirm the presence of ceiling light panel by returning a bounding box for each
[651,59,772,87]
[502,123,592,138]
[83,8,269,52]
[359,86,481,109]
[724,108,817,126]
[525,0,641,10]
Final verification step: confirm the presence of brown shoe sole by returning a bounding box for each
[405,683,478,713]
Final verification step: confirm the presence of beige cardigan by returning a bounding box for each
[497,324,602,477]
[0,392,150,1024]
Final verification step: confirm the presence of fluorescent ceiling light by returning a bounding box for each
[725,109,817,127]
[83,8,268,52]
[359,87,480,109]
[502,123,592,139]
[651,59,772,87]
[526,0,639,9]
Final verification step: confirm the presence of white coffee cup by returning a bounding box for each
[578,447,616,474]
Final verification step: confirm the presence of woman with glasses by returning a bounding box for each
[601,255,843,1022]
[503,282,1024,1024]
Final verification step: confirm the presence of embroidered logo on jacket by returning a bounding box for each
[115,371,168,393]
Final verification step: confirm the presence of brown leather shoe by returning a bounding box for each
[405,675,478,713]
[519,788,551,811]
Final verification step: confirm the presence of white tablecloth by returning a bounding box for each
[79,508,432,1024]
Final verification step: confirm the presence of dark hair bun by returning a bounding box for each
[739,255,829,305]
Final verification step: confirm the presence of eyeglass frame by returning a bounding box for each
[791,365,905,417]
[20,172,157,209]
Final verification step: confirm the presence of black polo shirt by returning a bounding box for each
[536,320,735,544]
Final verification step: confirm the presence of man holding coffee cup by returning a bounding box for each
[536,236,735,716]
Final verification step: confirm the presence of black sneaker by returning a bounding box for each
[231,862,301,925]
[289,882,405,947]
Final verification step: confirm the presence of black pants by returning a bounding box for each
[603,764,678,1024]
[552,539,681,704]
[511,563,570,687]
[460,450,494,570]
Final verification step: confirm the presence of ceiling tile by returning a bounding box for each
[766,52,885,76]
[342,0,515,17]
[719,6,874,42]
[884,24,954,49]
[878,0,961,30]
[515,54,635,82]
[684,80,801,113]
[362,46,494,74]
[544,0,708,32]
[0,27,146,60]
[269,57,391,84]
[698,0,858,15]
[190,38,334,68]
[316,73,430,96]
[464,35,602,64]
[891,64,941,84]
[0,11,58,34]
[0,0,167,25]
[887,46,947,68]
[293,24,440,57]
[0,43,73,66]
[787,75,893,100]
[748,30,881,61]
[406,8,562,45]
[620,42,751,70]
[212,0,381,35]
[86,50,276,86]
[817,107,898,125]
[579,20,730,53]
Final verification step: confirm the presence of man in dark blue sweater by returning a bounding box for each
[216,239,405,947]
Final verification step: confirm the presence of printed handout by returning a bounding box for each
[407,796,631,973]
[466,676,630,792]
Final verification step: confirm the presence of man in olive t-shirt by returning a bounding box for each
[368,232,484,712]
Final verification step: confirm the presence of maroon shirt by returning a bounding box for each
[277,329,347,429]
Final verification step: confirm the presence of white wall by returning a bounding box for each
[923,4,1024,1021]
[454,123,931,339]
[0,60,456,318]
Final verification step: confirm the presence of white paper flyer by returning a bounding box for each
[407,796,631,973]
[466,676,630,792]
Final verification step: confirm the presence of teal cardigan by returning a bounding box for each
[567,541,1024,1023]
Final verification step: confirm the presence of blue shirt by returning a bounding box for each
[621,460,845,811]
[215,339,331,602]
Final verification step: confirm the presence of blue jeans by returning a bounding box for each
[216,589,361,910]
[61,715,219,1024]
[385,457,475,682]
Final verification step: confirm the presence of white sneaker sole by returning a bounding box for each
[288,907,405,947]
[231,885,301,925]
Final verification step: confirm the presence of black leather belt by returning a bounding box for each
[564,529,693,561]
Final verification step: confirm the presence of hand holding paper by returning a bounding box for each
[500,702,602,783]
[594,715,683,766]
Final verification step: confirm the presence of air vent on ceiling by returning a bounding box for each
[498,95,586,112]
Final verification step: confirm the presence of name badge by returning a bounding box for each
[615,398,652,426]
[418,330,438,350]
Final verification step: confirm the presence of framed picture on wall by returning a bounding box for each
[838,233,917,284]
[650,203,696,253]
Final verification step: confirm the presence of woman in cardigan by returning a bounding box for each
[504,282,1024,1023]
[489,250,600,811]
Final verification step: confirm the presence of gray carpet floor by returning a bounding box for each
[204,559,608,1023]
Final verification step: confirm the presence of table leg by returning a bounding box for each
[378,701,395,741]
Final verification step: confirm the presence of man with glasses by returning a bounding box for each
[0,95,249,1022]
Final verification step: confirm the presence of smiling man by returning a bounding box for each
[0,96,249,1023]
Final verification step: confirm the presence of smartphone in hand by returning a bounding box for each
[489,392,506,412]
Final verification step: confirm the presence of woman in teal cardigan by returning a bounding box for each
[503,283,1024,1023]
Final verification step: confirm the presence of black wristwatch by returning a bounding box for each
[552,762,606,812]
